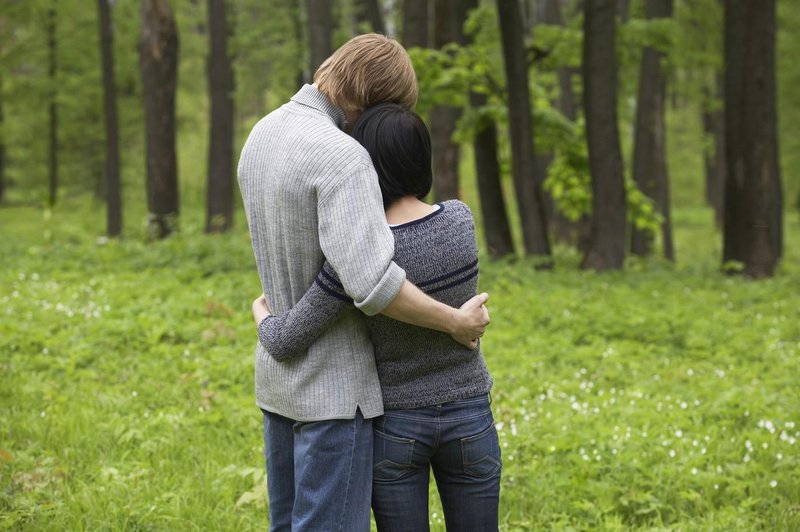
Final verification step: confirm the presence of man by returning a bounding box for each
[238,34,490,531]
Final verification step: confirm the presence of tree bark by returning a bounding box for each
[98,0,122,236]
[630,0,674,260]
[47,4,57,207]
[541,0,589,249]
[581,0,626,271]
[430,0,462,202]
[355,0,386,34]
[617,0,629,21]
[140,0,179,239]
[723,0,782,277]
[402,0,429,48]
[206,0,235,233]
[462,0,513,258]
[0,16,5,205]
[496,0,551,260]
[702,75,724,228]
[306,0,333,75]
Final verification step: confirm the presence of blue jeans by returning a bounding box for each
[262,408,373,531]
[371,395,501,532]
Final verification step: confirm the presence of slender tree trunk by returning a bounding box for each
[306,0,332,75]
[617,0,629,21]
[206,0,235,233]
[288,0,306,86]
[0,16,5,205]
[581,0,626,271]
[630,0,674,260]
[47,4,57,207]
[98,0,122,236]
[702,75,724,227]
[140,0,179,239]
[355,0,386,34]
[0,78,4,204]
[723,0,781,277]
[430,0,462,202]
[462,0,513,258]
[496,0,551,260]
[402,0,429,48]
[541,0,589,249]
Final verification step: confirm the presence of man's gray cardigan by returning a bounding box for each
[237,85,406,421]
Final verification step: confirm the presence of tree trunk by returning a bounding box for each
[306,0,332,75]
[462,0,513,258]
[722,0,782,277]
[206,0,235,233]
[0,16,4,205]
[288,0,306,86]
[355,0,386,34]
[541,0,589,249]
[402,0,429,48]
[581,0,626,271]
[98,0,122,236]
[617,0,629,21]
[0,80,4,204]
[430,0,462,202]
[630,0,674,260]
[47,4,57,207]
[702,74,724,228]
[496,0,551,260]
[140,0,179,239]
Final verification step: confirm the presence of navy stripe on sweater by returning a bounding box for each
[314,277,353,303]
[426,268,479,295]
[417,259,479,289]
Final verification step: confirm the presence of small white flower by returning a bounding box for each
[691,468,698,475]
[770,480,778,488]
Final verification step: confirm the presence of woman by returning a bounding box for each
[252,103,501,531]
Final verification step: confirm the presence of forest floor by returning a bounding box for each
[1,197,798,531]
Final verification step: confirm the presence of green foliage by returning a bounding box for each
[1,197,799,530]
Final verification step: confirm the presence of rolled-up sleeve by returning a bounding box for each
[317,160,406,316]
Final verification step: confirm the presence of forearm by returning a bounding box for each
[258,264,350,361]
[380,280,458,335]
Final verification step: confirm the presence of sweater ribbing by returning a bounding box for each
[238,85,406,421]
[259,200,493,410]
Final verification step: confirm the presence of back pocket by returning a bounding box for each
[373,430,415,482]
[461,424,501,478]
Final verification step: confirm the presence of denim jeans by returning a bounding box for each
[371,394,501,532]
[262,408,373,531]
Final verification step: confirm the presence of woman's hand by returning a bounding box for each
[252,294,272,325]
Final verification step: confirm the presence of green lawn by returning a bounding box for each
[1,195,798,530]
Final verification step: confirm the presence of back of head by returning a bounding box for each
[350,103,432,208]
[314,34,418,112]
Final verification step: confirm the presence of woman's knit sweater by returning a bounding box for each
[258,200,493,410]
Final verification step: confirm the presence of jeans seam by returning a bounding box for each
[336,414,357,532]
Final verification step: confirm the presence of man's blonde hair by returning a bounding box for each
[314,33,418,112]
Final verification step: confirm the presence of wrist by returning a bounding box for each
[444,306,461,335]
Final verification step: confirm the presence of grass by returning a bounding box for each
[1,191,798,531]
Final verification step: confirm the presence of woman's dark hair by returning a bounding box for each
[350,103,433,208]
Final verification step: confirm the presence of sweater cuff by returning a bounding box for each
[354,261,406,316]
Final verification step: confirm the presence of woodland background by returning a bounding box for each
[1,0,798,530]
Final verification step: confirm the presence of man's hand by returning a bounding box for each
[450,292,490,349]
[252,294,271,325]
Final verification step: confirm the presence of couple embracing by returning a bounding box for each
[238,34,501,532]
